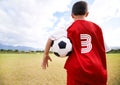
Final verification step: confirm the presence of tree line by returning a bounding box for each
[0,49,44,53]
[0,49,120,53]
[107,49,120,53]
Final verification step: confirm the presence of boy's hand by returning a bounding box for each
[41,55,52,69]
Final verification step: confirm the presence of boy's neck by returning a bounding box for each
[72,13,88,21]
[73,15,86,21]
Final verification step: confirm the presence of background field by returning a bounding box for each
[0,53,120,85]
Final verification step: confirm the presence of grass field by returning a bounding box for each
[0,53,120,85]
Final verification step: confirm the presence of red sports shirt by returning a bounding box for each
[64,20,107,84]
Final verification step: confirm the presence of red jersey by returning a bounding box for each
[64,20,107,84]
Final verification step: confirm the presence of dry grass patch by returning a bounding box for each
[0,53,120,85]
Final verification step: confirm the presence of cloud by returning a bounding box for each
[88,0,120,25]
[103,27,120,47]
[0,0,72,49]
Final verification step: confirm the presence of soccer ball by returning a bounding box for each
[50,37,72,57]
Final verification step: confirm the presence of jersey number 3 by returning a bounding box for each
[80,34,92,53]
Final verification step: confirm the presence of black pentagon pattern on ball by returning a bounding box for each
[58,41,66,49]
[54,52,60,57]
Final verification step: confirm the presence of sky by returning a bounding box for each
[0,0,120,49]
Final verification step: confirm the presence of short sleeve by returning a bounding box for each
[49,29,67,40]
[104,42,111,52]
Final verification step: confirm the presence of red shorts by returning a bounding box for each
[67,71,107,85]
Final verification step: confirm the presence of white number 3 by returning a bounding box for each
[80,34,92,53]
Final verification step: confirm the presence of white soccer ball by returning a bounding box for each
[50,37,72,57]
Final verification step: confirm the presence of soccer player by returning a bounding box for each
[41,1,110,85]
[65,1,110,85]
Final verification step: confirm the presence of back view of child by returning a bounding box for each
[41,1,110,85]
[65,1,108,85]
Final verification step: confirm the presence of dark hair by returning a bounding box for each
[72,1,88,15]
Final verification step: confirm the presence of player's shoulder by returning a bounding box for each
[72,20,99,26]
[88,21,101,29]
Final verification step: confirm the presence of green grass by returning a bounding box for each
[0,53,120,85]
[107,54,120,85]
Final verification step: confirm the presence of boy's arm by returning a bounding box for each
[41,38,52,69]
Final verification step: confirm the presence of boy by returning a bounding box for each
[41,1,110,85]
